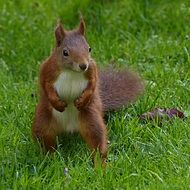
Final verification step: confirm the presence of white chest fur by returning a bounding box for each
[53,71,88,132]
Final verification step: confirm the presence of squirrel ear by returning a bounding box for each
[78,17,85,35]
[55,23,65,47]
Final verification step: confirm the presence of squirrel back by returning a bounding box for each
[99,69,144,112]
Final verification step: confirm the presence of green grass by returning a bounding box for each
[1,0,190,189]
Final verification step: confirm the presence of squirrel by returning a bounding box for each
[32,18,144,167]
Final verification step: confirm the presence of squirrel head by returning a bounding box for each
[54,18,91,73]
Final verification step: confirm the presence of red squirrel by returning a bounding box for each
[32,18,143,167]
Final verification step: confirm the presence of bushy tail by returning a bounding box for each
[99,69,144,112]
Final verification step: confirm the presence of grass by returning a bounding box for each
[0,0,190,189]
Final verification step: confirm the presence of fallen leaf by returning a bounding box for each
[139,108,185,121]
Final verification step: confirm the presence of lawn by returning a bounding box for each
[0,0,190,189]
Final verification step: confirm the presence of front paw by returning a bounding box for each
[54,101,67,112]
[74,98,83,110]
[74,97,90,110]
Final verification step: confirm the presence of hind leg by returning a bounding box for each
[79,110,108,168]
[33,128,57,152]
[32,105,57,152]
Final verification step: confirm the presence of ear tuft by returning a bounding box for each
[55,22,65,47]
[78,16,85,35]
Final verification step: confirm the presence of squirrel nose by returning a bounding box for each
[79,64,87,71]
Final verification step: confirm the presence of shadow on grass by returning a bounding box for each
[56,133,92,165]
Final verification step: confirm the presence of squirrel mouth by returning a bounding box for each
[67,62,88,73]
[69,67,88,73]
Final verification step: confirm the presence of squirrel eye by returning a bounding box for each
[89,47,91,52]
[63,49,69,57]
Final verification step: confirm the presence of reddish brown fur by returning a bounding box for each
[32,19,107,166]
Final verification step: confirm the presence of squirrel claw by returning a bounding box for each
[74,98,84,110]
[74,99,82,110]
[55,101,67,112]
[74,97,91,110]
